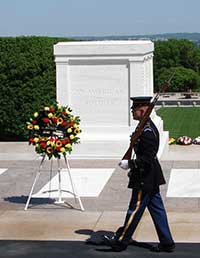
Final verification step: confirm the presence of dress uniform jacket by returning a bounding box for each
[128,118,166,192]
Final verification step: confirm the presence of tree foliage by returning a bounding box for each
[157,67,200,92]
[154,39,200,91]
[0,36,73,140]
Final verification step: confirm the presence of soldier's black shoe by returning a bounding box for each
[103,235,127,252]
[150,243,175,252]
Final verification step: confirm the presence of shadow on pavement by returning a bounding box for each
[76,229,114,246]
[0,240,199,258]
[4,195,55,205]
[3,196,84,210]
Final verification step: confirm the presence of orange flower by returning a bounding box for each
[74,128,80,134]
[57,118,63,124]
[27,124,33,130]
[56,140,62,147]
[46,147,53,154]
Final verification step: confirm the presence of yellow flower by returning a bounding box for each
[48,113,53,118]
[44,107,49,111]
[65,143,72,149]
[34,137,39,143]
[169,137,176,145]
[65,109,70,114]
[50,141,55,147]
[34,125,40,130]
[47,140,51,146]
[67,128,72,133]
[57,104,62,110]
[27,124,33,130]
[33,112,39,118]
[70,134,75,140]
[60,147,65,153]
[73,123,78,128]
[70,116,74,122]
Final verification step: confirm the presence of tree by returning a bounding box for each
[154,39,200,91]
[157,67,200,92]
[0,36,74,140]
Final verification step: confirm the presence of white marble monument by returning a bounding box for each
[54,40,168,158]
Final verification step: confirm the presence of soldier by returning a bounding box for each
[104,96,175,252]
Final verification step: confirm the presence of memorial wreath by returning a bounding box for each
[176,135,192,145]
[26,104,81,159]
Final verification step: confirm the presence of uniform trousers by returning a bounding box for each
[115,189,174,246]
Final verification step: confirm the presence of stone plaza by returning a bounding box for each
[0,143,200,257]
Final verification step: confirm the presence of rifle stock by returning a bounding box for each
[122,73,174,160]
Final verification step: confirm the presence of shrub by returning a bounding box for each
[0,36,74,140]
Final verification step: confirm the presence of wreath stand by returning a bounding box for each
[24,155,84,211]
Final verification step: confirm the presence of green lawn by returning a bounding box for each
[156,107,200,138]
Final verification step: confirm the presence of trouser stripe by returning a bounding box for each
[118,190,142,241]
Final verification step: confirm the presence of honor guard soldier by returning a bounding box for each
[104,96,175,252]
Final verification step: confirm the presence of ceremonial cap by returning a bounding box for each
[130,96,152,109]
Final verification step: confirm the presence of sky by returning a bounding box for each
[0,0,200,37]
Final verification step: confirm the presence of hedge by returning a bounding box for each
[0,36,74,140]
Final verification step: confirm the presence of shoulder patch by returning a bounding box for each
[143,128,153,133]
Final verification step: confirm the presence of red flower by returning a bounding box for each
[42,117,49,123]
[32,120,37,125]
[61,111,66,115]
[40,142,47,149]
[49,136,56,142]
[69,122,74,127]
[29,138,34,144]
[61,121,67,127]
[52,117,58,123]
[61,138,70,145]
[56,146,62,152]
[49,107,55,113]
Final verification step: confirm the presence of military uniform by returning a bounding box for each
[104,97,175,252]
[128,118,165,191]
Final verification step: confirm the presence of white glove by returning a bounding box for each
[119,160,129,170]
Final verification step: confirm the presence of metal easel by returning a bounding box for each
[24,155,84,211]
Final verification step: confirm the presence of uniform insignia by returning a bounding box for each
[143,128,152,133]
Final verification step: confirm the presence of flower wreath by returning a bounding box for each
[176,136,192,145]
[26,104,81,159]
[193,136,200,145]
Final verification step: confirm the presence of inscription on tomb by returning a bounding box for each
[70,64,129,126]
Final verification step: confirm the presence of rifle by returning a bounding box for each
[122,73,174,160]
